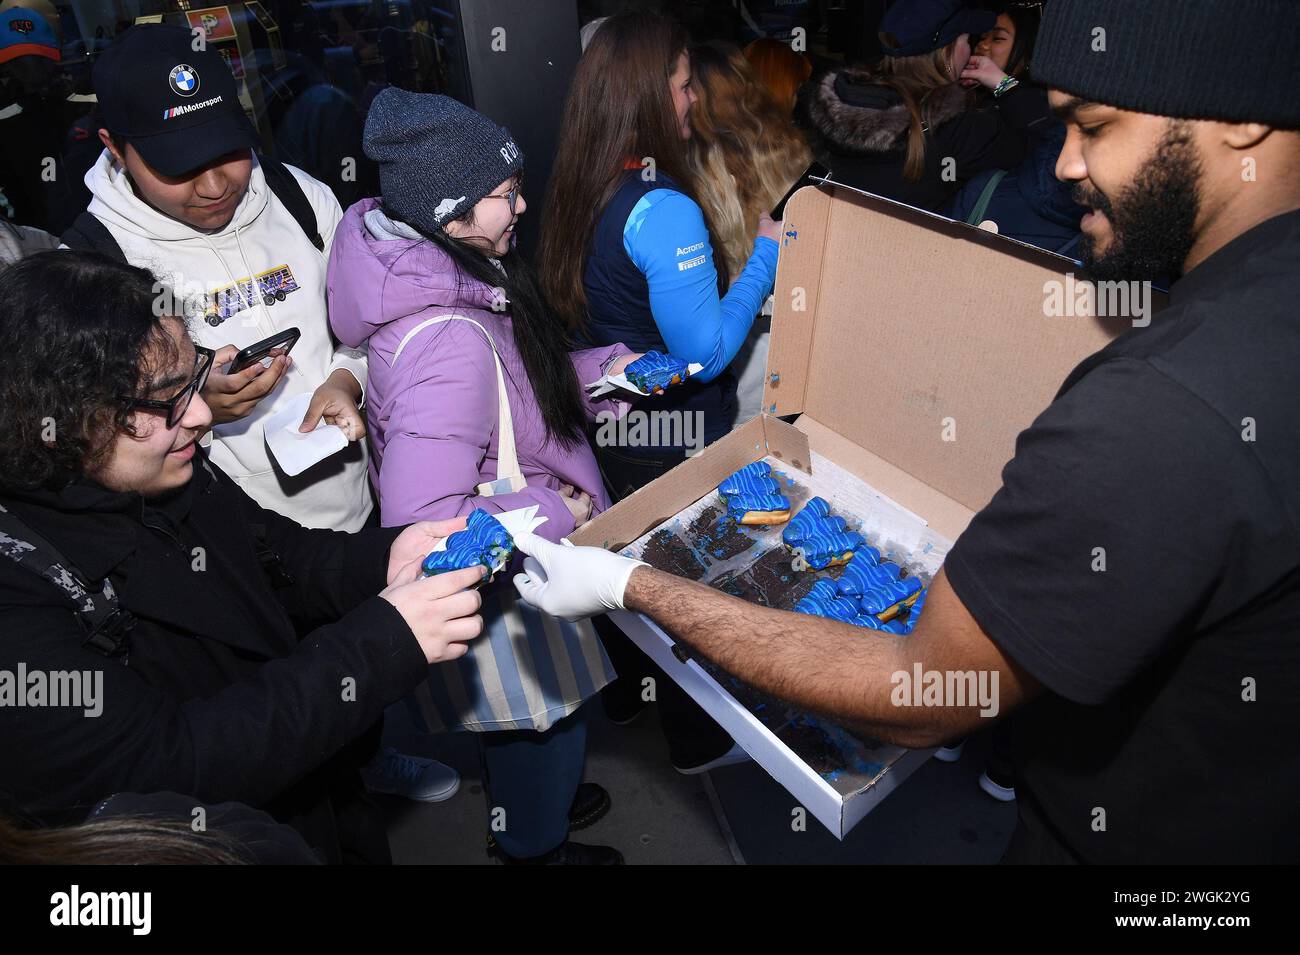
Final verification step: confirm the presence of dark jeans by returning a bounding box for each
[594,444,734,767]
[480,705,588,858]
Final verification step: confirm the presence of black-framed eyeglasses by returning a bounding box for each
[118,345,214,428]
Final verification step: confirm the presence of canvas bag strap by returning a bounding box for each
[390,314,525,495]
[966,169,1010,226]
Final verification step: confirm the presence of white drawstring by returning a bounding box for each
[233,223,274,328]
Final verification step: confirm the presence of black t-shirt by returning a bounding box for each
[945,209,1300,864]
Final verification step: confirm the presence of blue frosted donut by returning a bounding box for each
[858,574,923,615]
[781,497,832,546]
[421,509,514,578]
[625,351,691,394]
[794,581,862,622]
[718,471,782,499]
[836,557,898,597]
[796,529,866,570]
[725,490,791,523]
[833,550,891,598]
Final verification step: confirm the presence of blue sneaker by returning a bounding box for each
[362,747,460,802]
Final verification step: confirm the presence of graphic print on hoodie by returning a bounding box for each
[76,150,372,532]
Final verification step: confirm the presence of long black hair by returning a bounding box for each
[0,251,180,491]
[991,3,1042,79]
[382,202,588,450]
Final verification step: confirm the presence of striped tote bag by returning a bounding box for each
[399,314,615,733]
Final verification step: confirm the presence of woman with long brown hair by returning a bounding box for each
[686,41,811,424]
[805,0,1048,211]
[539,12,779,479]
[538,11,778,773]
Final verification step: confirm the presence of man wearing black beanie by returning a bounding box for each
[510,0,1300,863]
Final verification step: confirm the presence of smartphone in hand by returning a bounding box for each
[227,327,301,374]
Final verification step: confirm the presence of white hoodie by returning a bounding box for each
[80,149,371,532]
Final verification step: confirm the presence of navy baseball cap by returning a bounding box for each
[880,0,997,57]
[93,24,259,177]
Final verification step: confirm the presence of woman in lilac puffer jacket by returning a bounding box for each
[328,88,636,865]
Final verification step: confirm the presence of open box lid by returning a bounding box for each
[765,182,1151,540]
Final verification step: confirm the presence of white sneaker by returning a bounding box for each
[978,770,1017,802]
[673,742,751,776]
[933,741,966,762]
[362,747,460,802]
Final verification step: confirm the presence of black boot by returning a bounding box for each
[486,783,617,860]
[494,841,625,865]
[568,782,612,831]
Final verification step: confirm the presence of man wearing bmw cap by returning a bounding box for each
[63,24,372,537]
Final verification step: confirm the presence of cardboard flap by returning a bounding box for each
[767,183,1144,513]
[572,417,811,551]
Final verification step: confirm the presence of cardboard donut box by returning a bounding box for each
[570,182,1153,838]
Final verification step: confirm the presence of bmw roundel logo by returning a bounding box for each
[168,64,200,97]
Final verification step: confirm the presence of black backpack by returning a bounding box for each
[61,154,325,261]
[0,462,296,660]
[0,503,134,657]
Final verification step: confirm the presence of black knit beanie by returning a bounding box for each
[364,88,524,233]
[1033,0,1300,128]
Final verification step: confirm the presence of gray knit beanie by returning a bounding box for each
[363,88,525,233]
[1034,0,1300,128]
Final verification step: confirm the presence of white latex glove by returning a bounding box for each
[511,531,646,621]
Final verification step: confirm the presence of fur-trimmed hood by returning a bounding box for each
[805,67,970,155]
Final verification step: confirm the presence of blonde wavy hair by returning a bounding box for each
[685,43,812,283]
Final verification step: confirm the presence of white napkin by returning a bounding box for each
[585,362,704,398]
[426,505,550,553]
[263,392,349,477]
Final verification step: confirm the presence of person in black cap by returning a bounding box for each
[804,0,1052,210]
[510,0,1300,864]
[60,24,458,802]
